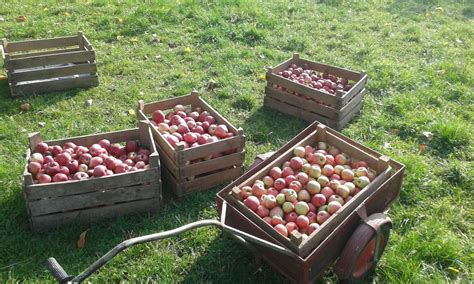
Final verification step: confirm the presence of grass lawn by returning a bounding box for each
[0,0,473,282]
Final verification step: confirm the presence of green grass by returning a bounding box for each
[0,0,473,282]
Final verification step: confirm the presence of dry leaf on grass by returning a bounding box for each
[77,230,89,249]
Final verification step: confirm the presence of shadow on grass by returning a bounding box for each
[242,106,308,147]
[181,234,289,283]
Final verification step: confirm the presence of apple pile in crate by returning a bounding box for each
[150,104,234,152]
[272,63,355,104]
[239,142,376,239]
[28,139,152,184]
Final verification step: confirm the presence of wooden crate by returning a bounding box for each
[137,91,245,198]
[23,121,161,231]
[264,53,368,130]
[1,32,98,97]
[217,122,405,282]
[222,123,398,258]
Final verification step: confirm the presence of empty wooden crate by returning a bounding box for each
[1,32,98,97]
[265,53,368,130]
[138,91,245,198]
[23,121,161,231]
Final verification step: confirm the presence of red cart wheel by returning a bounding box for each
[335,213,392,283]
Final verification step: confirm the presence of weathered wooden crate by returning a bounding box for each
[264,53,368,130]
[23,121,161,231]
[1,32,98,97]
[222,123,398,258]
[217,122,405,282]
[138,91,245,198]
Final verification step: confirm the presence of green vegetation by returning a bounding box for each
[0,0,472,282]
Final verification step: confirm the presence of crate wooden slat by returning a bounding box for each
[23,121,162,231]
[138,91,246,198]
[264,53,368,130]
[1,32,98,97]
[221,123,398,258]
[217,122,405,282]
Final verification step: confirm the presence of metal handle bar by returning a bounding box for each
[47,201,296,283]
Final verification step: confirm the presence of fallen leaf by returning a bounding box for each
[43,8,48,11]
[383,142,391,149]
[0,75,7,81]
[84,99,93,107]
[127,109,136,116]
[117,18,124,24]
[38,122,46,127]
[18,15,27,22]
[389,128,400,135]
[183,47,191,53]
[130,38,139,43]
[258,74,266,81]
[0,17,5,22]
[447,267,459,274]
[154,55,161,61]
[63,12,71,17]
[435,7,444,11]
[143,55,148,60]
[455,38,463,44]
[20,103,31,112]
[207,79,216,90]
[77,230,89,249]
[421,131,434,141]
[419,143,426,153]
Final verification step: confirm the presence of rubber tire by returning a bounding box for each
[334,219,391,283]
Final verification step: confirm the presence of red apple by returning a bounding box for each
[281,166,295,178]
[274,224,288,237]
[286,222,298,234]
[152,110,166,124]
[311,194,326,207]
[290,157,303,170]
[269,167,282,179]
[35,142,49,154]
[59,166,70,176]
[45,162,60,176]
[38,173,52,183]
[252,183,265,197]
[114,163,127,174]
[29,153,44,164]
[93,165,107,177]
[215,125,229,139]
[73,172,89,180]
[327,200,342,214]
[53,173,68,182]
[256,205,270,218]
[295,172,309,185]
[244,196,260,212]
[89,156,103,168]
[306,223,320,235]
[296,215,310,229]
[63,142,76,150]
[28,162,42,175]
[317,211,331,224]
[56,152,71,166]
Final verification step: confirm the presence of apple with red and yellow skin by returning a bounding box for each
[290,157,303,170]
[321,187,335,199]
[53,173,68,182]
[274,224,288,237]
[29,153,44,164]
[336,185,350,198]
[306,180,321,194]
[266,187,279,197]
[308,203,317,213]
[286,222,298,234]
[295,201,309,215]
[274,178,286,191]
[262,195,277,209]
[263,216,272,225]
[244,196,260,211]
[285,175,297,185]
[307,211,317,224]
[270,207,284,218]
[334,165,345,175]
[271,216,285,226]
[256,205,270,218]
[263,176,274,187]
[302,163,312,174]
[317,211,331,224]
[281,166,295,178]
[328,179,341,190]
[284,189,298,202]
[311,193,326,207]
[252,183,265,197]
[282,201,295,213]
[269,167,282,179]
[276,193,286,205]
[293,146,306,158]
[289,180,302,192]
[35,142,49,154]
[240,186,252,199]
[297,190,311,202]
[355,167,369,177]
[328,195,344,205]
[317,176,329,187]
[309,165,321,178]
[335,153,348,165]
[285,212,298,223]
[296,215,310,229]
[311,152,326,166]
[328,146,340,156]
[328,200,342,214]
[322,164,334,177]
[296,172,309,185]
[354,176,370,189]
[73,172,89,180]
[306,223,320,235]
[28,162,42,175]
[325,155,336,166]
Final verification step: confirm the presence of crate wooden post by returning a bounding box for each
[22,127,162,231]
[264,54,368,130]
[138,91,246,198]
[2,33,99,97]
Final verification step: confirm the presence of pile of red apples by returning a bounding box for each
[150,104,235,155]
[272,63,355,107]
[28,139,151,184]
[238,142,376,239]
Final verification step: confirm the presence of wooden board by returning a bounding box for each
[9,63,97,83]
[5,35,79,53]
[11,75,98,97]
[220,123,394,257]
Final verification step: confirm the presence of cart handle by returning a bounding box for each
[47,201,296,283]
